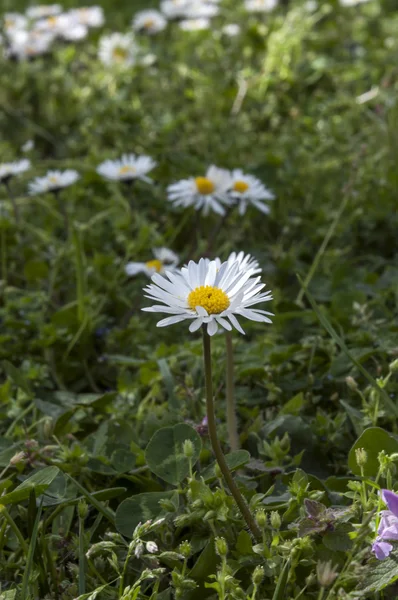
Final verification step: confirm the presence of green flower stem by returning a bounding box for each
[225,332,239,452]
[78,512,86,595]
[4,180,19,224]
[1,226,7,286]
[202,328,261,541]
[0,506,28,555]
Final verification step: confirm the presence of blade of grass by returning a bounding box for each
[64,474,115,526]
[20,499,43,600]
[272,559,291,600]
[297,274,398,417]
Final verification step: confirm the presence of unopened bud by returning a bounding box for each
[134,542,144,558]
[179,540,192,558]
[355,448,368,468]
[10,451,25,466]
[183,439,194,459]
[159,498,176,512]
[317,560,338,587]
[390,359,398,373]
[255,509,267,529]
[214,463,222,479]
[145,541,158,554]
[215,537,228,557]
[346,376,358,391]
[270,511,281,530]
[78,500,88,520]
[252,565,264,586]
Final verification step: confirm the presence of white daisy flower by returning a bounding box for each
[216,251,261,275]
[21,140,34,152]
[132,10,167,34]
[167,165,232,216]
[0,159,31,183]
[229,169,275,216]
[28,170,79,195]
[7,29,54,58]
[143,257,273,336]
[98,32,138,67]
[179,18,211,31]
[67,7,105,28]
[61,22,88,42]
[96,154,156,183]
[160,0,192,19]
[25,5,62,20]
[3,13,28,33]
[244,0,278,12]
[126,248,179,277]
[183,3,219,18]
[222,23,241,37]
[34,13,68,34]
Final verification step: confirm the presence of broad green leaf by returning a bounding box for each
[145,424,201,484]
[0,466,60,505]
[323,524,353,552]
[358,551,398,594]
[348,427,398,477]
[115,491,177,538]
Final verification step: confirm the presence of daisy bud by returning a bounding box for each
[9,451,26,465]
[215,537,228,557]
[317,560,338,588]
[390,359,398,373]
[134,542,144,559]
[346,376,358,391]
[355,448,368,468]
[78,500,88,520]
[179,540,192,558]
[183,439,194,459]
[145,541,158,554]
[252,565,264,586]
[270,511,281,530]
[255,509,267,529]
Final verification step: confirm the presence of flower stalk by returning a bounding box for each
[225,332,239,451]
[202,328,261,541]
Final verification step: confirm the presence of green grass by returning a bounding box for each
[0,0,397,598]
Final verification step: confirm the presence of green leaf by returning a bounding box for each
[115,491,177,538]
[236,530,253,555]
[2,361,33,397]
[323,523,353,552]
[359,551,398,594]
[145,424,202,485]
[0,467,60,506]
[348,427,398,477]
[202,450,250,483]
[272,559,291,600]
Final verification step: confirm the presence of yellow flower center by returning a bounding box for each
[195,177,215,195]
[144,19,155,29]
[47,16,58,27]
[49,176,59,184]
[233,180,249,193]
[146,259,163,272]
[119,165,136,175]
[113,47,128,62]
[187,285,230,315]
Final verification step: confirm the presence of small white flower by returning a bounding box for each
[143,257,273,336]
[134,542,144,558]
[61,21,88,42]
[7,28,55,59]
[305,0,318,10]
[98,32,138,67]
[160,0,192,19]
[126,248,179,278]
[179,18,211,31]
[167,165,232,216]
[132,10,167,34]
[0,159,31,183]
[28,170,79,195]
[67,7,105,28]
[244,0,278,12]
[183,3,219,18]
[339,0,370,4]
[222,23,241,37]
[146,541,158,554]
[34,13,69,34]
[21,140,34,152]
[3,13,28,33]
[96,154,156,183]
[25,5,62,20]
[229,169,274,216]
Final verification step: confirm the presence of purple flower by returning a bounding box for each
[372,540,393,560]
[372,490,398,560]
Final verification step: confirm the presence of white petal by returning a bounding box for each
[189,318,203,332]
[207,319,218,336]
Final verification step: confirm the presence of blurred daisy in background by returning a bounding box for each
[28,170,79,194]
[221,23,241,36]
[98,32,138,67]
[68,6,105,28]
[132,10,167,34]
[0,160,31,183]
[25,5,62,20]
[96,154,156,183]
[6,29,55,58]
[126,248,179,277]
[229,169,275,215]
[143,257,273,335]
[160,0,192,19]
[340,0,370,4]
[179,18,210,31]
[244,0,278,12]
[3,13,28,34]
[21,140,35,152]
[167,165,231,216]
[183,3,220,18]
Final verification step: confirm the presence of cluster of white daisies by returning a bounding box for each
[0,154,274,218]
[1,5,104,59]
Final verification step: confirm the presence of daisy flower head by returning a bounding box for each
[167,165,232,216]
[133,10,167,34]
[25,5,62,20]
[3,13,28,34]
[229,169,275,216]
[179,18,211,31]
[183,3,220,18]
[126,247,179,277]
[224,251,261,275]
[67,7,105,28]
[0,159,31,183]
[143,257,273,336]
[96,154,156,183]
[244,0,278,12]
[28,169,79,195]
[7,28,55,59]
[160,0,192,19]
[98,32,138,68]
